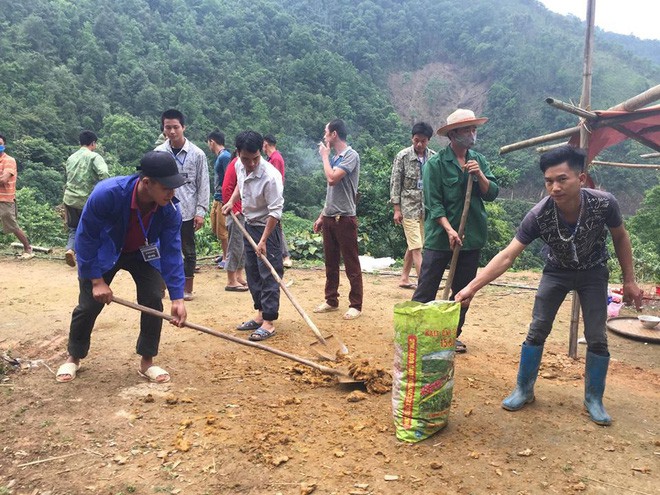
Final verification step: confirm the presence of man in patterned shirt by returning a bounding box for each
[456,145,643,426]
[155,109,210,301]
[390,122,435,290]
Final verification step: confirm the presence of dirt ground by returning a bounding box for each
[0,253,658,495]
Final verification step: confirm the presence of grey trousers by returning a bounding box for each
[526,265,609,355]
[225,213,246,272]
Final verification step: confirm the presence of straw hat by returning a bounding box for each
[436,109,488,136]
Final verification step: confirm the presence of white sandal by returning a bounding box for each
[138,365,171,383]
[56,362,81,383]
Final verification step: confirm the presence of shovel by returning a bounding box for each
[442,174,474,300]
[230,211,348,361]
[111,296,360,384]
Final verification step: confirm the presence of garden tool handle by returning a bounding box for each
[110,296,341,375]
[229,211,328,345]
[442,176,474,300]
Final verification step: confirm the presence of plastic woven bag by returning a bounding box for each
[392,300,460,442]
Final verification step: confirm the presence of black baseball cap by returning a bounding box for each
[137,151,188,188]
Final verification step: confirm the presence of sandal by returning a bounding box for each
[455,339,467,353]
[313,302,339,313]
[237,319,261,331]
[249,327,276,341]
[138,365,171,383]
[56,362,81,383]
[343,308,361,320]
[225,285,249,292]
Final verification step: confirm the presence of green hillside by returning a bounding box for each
[1,0,658,275]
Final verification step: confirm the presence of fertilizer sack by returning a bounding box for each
[392,300,460,442]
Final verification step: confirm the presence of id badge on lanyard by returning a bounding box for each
[139,243,160,262]
[137,210,160,262]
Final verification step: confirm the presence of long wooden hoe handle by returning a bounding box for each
[111,296,341,376]
[442,176,474,300]
[229,211,328,345]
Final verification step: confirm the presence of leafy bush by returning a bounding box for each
[0,187,66,247]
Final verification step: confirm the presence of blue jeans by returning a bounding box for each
[526,265,609,355]
[244,223,283,321]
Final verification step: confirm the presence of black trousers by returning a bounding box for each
[244,223,283,321]
[412,249,481,337]
[67,252,164,359]
[181,219,196,278]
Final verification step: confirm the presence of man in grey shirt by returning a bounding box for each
[313,119,363,320]
[223,130,284,341]
[155,109,210,301]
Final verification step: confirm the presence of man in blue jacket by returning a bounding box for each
[56,152,188,384]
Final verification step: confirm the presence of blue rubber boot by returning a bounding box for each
[502,343,544,411]
[584,351,612,426]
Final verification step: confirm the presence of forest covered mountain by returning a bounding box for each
[1,0,658,272]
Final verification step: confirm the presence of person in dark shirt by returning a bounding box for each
[456,145,643,426]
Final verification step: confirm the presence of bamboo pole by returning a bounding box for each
[608,84,660,111]
[545,98,597,119]
[10,242,52,253]
[592,160,660,169]
[568,0,596,360]
[499,126,580,155]
[535,143,566,153]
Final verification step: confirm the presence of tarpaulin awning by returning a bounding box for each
[569,104,660,162]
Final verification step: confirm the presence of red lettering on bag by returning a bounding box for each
[402,335,417,429]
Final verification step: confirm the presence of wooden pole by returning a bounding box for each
[640,152,660,159]
[499,126,580,155]
[535,143,566,153]
[569,0,596,360]
[592,160,660,169]
[546,98,597,119]
[608,84,660,111]
[442,178,474,300]
[10,242,52,253]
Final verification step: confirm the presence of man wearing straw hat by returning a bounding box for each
[412,109,499,353]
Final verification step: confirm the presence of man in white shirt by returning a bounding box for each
[223,131,284,341]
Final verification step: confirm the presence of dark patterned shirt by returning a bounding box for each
[516,189,622,270]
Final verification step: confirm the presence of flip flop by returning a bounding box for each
[343,308,362,320]
[248,327,276,341]
[455,339,467,353]
[398,283,417,290]
[225,285,249,292]
[138,365,171,383]
[237,319,262,331]
[55,362,81,383]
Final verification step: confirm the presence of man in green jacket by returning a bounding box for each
[412,109,499,353]
[63,130,110,267]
